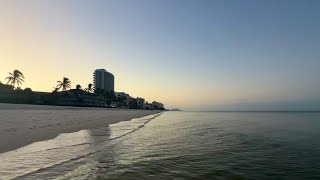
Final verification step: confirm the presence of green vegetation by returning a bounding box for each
[84,83,93,92]
[5,70,24,89]
[0,73,109,107]
[0,82,14,92]
[76,84,82,90]
[55,77,71,91]
[0,70,164,109]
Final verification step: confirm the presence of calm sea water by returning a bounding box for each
[1,111,320,179]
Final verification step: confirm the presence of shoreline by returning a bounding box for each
[0,103,162,154]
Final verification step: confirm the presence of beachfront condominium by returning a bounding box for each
[93,69,115,92]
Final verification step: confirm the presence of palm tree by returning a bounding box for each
[56,77,71,91]
[76,84,82,90]
[84,83,93,92]
[6,70,25,88]
[53,87,59,93]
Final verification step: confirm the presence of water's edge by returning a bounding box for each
[0,107,162,153]
[0,113,163,179]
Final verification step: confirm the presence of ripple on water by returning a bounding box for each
[1,112,320,179]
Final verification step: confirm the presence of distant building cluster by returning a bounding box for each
[145,101,164,110]
[0,68,165,110]
[92,68,165,110]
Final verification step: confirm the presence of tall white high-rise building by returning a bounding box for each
[93,69,114,92]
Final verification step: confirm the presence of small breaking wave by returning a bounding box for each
[0,113,162,180]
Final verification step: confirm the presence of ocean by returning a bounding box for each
[1,111,320,179]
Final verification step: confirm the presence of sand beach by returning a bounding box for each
[0,103,160,153]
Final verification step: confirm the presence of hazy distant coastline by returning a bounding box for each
[0,103,161,153]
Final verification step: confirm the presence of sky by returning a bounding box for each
[0,0,320,110]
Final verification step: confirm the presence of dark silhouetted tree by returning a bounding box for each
[76,84,82,90]
[56,77,71,91]
[24,88,32,93]
[6,70,25,88]
[84,83,93,93]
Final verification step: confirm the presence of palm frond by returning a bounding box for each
[17,81,21,87]
[56,84,62,90]
[16,77,24,82]
[14,70,24,77]
[6,77,13,84]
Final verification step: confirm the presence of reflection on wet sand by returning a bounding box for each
[0,113,161,180]
[0,128,110,179]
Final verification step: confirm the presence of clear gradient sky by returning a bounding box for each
[1,0,320,110]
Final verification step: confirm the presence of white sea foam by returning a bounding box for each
[0,113,162,179]
[0,103,161,153]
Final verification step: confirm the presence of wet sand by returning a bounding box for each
[0,103,161,153]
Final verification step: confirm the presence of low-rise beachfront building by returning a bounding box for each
[0,84,53,105]
[113,93,146,109]
[54,89,106,107]
[128,97,138,109]
[144,102,153,110]
[93,69,114,92]
[115,92,130,108]
[137,97,145,109]
[0,83,14,93]
[152,101,164,110]
[144,101,165,110]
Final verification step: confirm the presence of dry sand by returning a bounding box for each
[0,103,161,153]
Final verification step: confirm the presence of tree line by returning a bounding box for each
[1,69,93,93]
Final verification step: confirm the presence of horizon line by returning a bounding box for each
[182,110,320,113]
